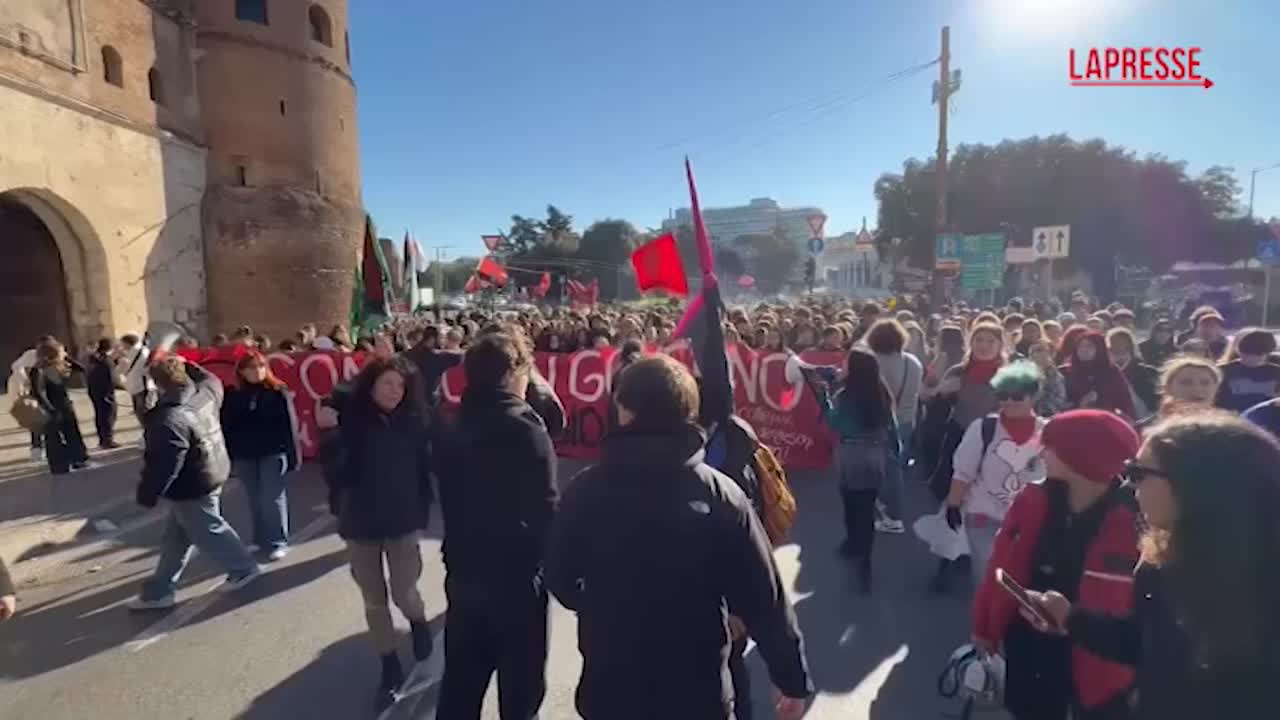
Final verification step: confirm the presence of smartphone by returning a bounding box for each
[996,568,1061,630]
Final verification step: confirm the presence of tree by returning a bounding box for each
[505,215,542,255]
[714,246,746,277]
[873,135,1259,298]
[579,219,641,300]
[426,257,480,294]
[734,230,800,295]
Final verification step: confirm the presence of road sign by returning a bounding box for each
[807,236,825,255]
[1006,246,1036,264]
[960,233,1006,291]
[1032,225,1070,259]
[806,213,827,238]
[1259,238,1280,265]
[935,233,962,270]
[854,229,874,250]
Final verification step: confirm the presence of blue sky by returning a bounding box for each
[350,0,1278,258]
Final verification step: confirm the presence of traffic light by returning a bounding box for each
[804,257,816,292]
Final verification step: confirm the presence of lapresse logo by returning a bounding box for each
[1069,47,1212,88]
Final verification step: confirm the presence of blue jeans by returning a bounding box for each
[234,454,290,551]
[880,421,915,521]
[142,488,258,600]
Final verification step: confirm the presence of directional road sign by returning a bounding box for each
[807,236,825,255]
[1259,238,1280,265]
[959,233,1006,291]
[1032,225,1070,259]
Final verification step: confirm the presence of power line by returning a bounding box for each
[654,58,939,155]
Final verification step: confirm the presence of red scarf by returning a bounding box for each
[965,358,1002,386]
[1001,414,1037,445]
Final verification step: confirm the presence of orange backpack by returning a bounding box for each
[751,443,797,545]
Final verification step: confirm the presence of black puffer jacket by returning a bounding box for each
[320,395,434,542]
[434,387,557,582]
[546,423,811,720]
[136,364,231,506]
[221,383,298,469]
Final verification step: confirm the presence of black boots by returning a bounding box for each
[376,652,404,712]
[410,619,434,662]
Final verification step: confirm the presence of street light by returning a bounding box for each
[1249,162,1280,219]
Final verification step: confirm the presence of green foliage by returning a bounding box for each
[426,257,479,293]
[733,230,801,294]
[874,135,1265,297]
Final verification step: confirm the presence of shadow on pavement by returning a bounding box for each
[773,469,972,719]
[0,547,349,682]
[237,612,446,720]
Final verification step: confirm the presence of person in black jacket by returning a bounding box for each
[318,355,435,712]
[1027,412,1280,720]
[221,351,299,562]
[403,325,463,407]
[86,338,120,449]
[29,340,90,474]
[433,332,558,720]
[129,356,260,611]
[547,355,812,720]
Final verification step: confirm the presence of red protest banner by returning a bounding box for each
[177,346,842,470]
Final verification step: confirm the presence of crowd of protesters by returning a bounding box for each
[5,286,1280,719]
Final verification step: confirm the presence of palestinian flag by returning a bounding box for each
[350,214,391,337]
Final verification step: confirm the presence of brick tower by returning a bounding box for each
[194,0,362,341]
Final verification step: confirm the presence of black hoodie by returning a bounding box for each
[434,386,558,582]
[546,423,811,720]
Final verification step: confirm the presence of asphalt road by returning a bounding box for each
[0,460,975,720]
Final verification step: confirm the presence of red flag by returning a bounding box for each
[476,255,508,286]
[630,234,689,297]
[532,272,551,298]
[463,274,485,294]
[676,158,731,425]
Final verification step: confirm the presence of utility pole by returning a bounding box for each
[931,26,952,307]
[1249,162,1280,325]
[432,245,454,300]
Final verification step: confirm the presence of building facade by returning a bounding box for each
[662,197,825,248]
[0,0,361,366]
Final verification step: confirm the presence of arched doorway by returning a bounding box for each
[0,196,74,369]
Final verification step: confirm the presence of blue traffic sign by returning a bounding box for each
[808,236,824,255]
[1258,239,1280,265]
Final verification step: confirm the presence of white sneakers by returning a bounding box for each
[876,518,906,534]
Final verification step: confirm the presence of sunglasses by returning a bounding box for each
[1123,460,1165,484]
[995,391,1029,402]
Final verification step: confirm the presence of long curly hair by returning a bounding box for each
[1141,412,1280,662]
[347,355,426,426]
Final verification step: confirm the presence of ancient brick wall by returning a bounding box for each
[196,0,362,339]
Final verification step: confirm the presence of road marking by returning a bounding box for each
[125,514,336,653]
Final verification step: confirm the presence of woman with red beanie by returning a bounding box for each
[972,410,1141,720]
[1060,332,1137,420]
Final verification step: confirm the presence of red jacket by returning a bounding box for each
[972,481,1139,710]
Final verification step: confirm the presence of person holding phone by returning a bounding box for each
[971,410,1141,720]
[1025,412,1280,720]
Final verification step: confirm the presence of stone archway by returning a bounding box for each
[0,189,112,365]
